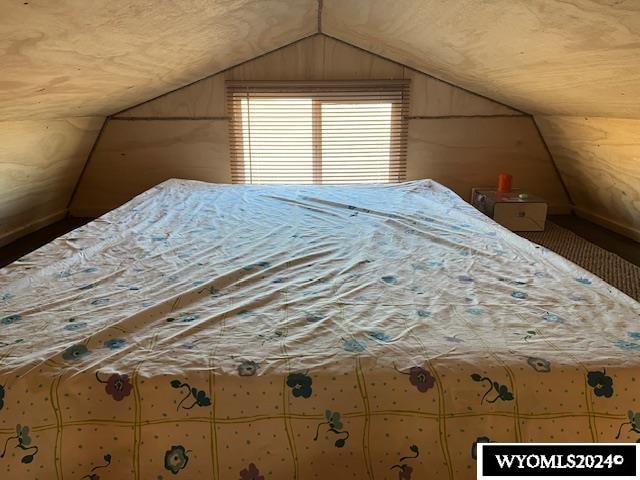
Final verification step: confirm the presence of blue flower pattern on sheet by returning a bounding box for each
[90,298,110,306]
[444,334,464,343]
[166,313,199,323]
[238,360,259,376]
[470,373,514,404]
[306,312,325,323]
[62,344,90,361]
[576,277,592,285]
[542,312,564,323]
[1,314,20,325]
[381,275,398,285]
[64,320,87,331]
[614,340,640,351]
[343,339,366,353]
[164,445,189,474]
[1,424,39,464]
[611,332,640,351]
[170,379,211,410]
[526,357,551,372]
[587,370,614,398]
[314,410,350,448]
[287,373,313,399]
[243,261,271,271]
[367,331,390,343]
[511,291,527,299]
[104,338,127,350]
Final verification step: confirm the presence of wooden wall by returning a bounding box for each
[70,34,570,216]
[536,116,640,241]
[0,117,103,247]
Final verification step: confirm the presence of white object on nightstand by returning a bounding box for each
[471,188,547,231]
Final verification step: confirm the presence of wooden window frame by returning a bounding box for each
[227,80,410,184]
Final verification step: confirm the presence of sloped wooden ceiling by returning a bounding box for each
[1,0,317,119]
[322,0,640,118]
[1,0,638,244]
[0,0,317,245]
[322,0,640,240]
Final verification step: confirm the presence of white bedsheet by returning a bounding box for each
[0,179,638,480]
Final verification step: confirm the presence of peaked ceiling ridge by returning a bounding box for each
[113,33,526,118]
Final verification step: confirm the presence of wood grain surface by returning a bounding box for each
[0,117,103,246]
[536,116,640,240]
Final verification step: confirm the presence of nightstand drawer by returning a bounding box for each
[493,202,547,231]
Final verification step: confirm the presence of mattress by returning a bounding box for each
[0,179,638,480]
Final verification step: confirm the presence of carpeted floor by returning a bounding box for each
[520,222,640,301]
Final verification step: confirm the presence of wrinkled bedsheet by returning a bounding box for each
[0,179,639,480]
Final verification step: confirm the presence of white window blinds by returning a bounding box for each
[227,81,409,184]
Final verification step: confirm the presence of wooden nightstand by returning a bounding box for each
[471,188,547,231]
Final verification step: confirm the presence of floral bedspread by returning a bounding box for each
[0,179,639,480]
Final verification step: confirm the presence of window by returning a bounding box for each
[227,81,409,184]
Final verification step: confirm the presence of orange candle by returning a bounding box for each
[497,173,512,193]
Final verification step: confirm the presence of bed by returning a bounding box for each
[0,179,638,480]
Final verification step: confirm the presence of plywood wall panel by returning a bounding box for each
[70,120,231,216]
[536,116,640,240]
[407,117,570,211]
[117,74,228,119]
[404,69,520,117]
[228,36,327,81]
[117,35,518,119]
[323,0,640,118]
[0,0,317,120]
[319,36,404,80]
[0,117,103,246]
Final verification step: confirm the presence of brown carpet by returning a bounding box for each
[520,222,640,301]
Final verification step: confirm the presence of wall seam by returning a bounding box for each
[532,115,575,207]
[111,33,321,117]
[66,116,110,214]
[321,32,528,115]
[112,116,230,121]
[408,114,524,120]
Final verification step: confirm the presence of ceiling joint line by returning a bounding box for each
[110,32,321,117]
[532,116,575,207]
[66,116,110,212]
[320,32,528,116]
[407,114,525,120]
[112,116,230,121]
